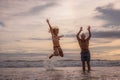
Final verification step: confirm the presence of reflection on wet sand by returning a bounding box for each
[0,67,120,80]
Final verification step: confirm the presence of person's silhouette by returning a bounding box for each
[46,19,64,59]
[76,26,91,72]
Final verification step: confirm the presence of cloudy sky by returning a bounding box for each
[0,0,120,60]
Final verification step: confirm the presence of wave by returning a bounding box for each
[0,60,120,68]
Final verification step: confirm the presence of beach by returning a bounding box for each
[0,0,120,80]
[0,54,120,80]
[0,67,120,80]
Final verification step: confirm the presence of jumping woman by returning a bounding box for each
[46,19,64,59]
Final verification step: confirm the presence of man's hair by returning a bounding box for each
[81,33,85,36]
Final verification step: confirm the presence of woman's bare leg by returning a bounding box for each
[49,54,54,59]
[54,47,59,56]
[58,47,64,57]
[49,48,59,59]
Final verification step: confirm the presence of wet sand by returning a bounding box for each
[0,67,120,80]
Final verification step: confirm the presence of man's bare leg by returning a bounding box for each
[82,61,86,73]
[87,61,91,72]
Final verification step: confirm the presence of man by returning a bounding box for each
[76,26,91,73]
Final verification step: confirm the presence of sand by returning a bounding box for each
[0,67,120,80]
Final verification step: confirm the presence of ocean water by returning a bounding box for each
[0,53,120,80]
[0,53,120,68]
[0,53,48,61]
[0,53,82,61]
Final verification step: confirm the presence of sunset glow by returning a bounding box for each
[0,0,120,60]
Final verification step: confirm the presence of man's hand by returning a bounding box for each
[46,19,49,23]
[87,26,91,40]
[87,26,90,31]
[76,27,82,40]
[80,27,83,32]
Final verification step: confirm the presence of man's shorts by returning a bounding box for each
[81,51,90,62]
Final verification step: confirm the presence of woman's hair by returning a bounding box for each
[49,27,59,35]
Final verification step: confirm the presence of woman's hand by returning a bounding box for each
[80,27,83,32]
[46,19,49,23]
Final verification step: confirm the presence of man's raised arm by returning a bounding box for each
[87,26,91,40]
[76,27,82,40]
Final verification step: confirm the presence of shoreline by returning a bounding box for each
[0,60,120,68]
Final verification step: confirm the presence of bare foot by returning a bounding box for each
[49,54,53,59]
[88,70,91,73]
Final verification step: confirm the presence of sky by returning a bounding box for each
[0,0,120,60]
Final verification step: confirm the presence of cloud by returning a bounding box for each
[92,30,120,38]
[0,21,5,27]
[95,3,120,27]
[28,38,51,41]
[14,40,21,42]
[65,30,120,38]
[13,2,57,16]
[65,34,75,38]
[91,45,120,50]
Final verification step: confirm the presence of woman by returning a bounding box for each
[46,19,64,59]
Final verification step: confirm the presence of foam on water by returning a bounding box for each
[43,59,58,71]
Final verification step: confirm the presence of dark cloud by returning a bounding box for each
[92,38,112,43]
[14,40,21,42]
[28,38,51,41]
[65,34,75,38]
[65,30,120,38]
[95,3,120,27]
[91,45,120,50]
[0,21,5,27]
[44,45,120,53]
[13,2,57,16]
[92,30,120,38]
